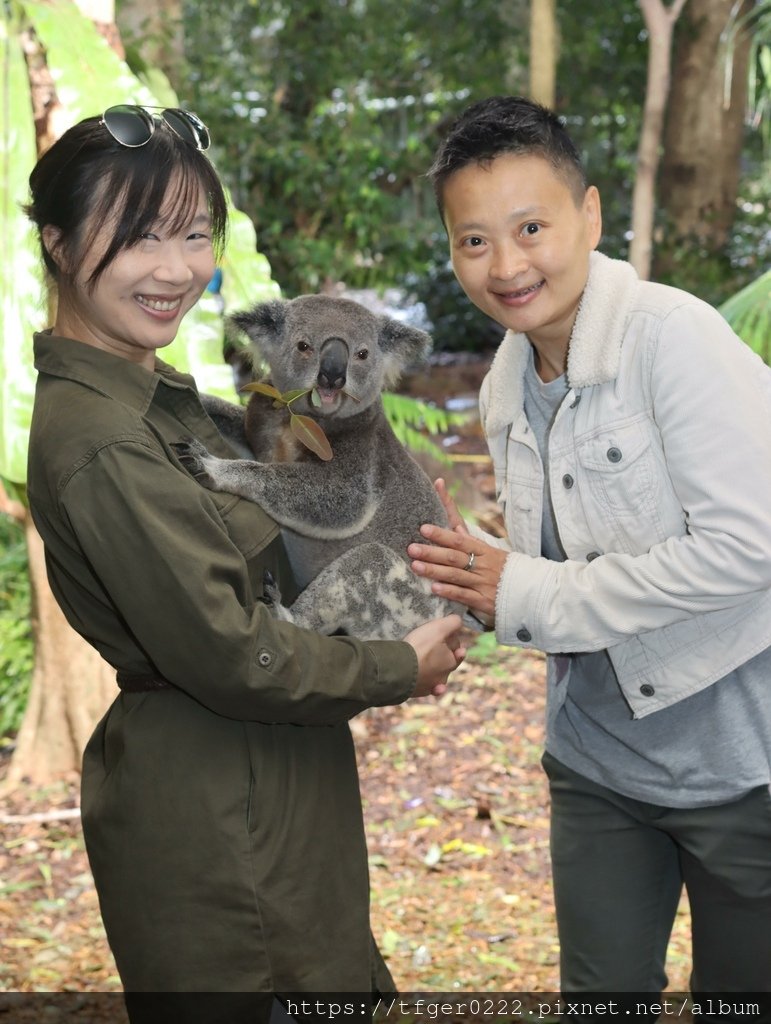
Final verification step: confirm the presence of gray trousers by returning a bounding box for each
[543,751,771,995]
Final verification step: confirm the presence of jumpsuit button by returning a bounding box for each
[562,474,574,489]
[586,551,601,561]
[516,628,532,643]
[257,649,274,668]
[607,447,622,463]
[640,684,655,697]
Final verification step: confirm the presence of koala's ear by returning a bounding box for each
[227,300,288,356]
[378,318,432,389]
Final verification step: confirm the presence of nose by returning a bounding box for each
[318,337,348,390]
[153,240,195,285]
[489,242,528,283]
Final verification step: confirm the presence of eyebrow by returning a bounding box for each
[451,206,547,235]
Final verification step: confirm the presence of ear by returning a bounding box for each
[377,318,432,389]
[42,225,65,270]
[584,185,602,250]
[227,300,288,358]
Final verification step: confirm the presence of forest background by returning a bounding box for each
[0,0,770,999]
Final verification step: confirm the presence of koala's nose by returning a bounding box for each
[318,337,348,390]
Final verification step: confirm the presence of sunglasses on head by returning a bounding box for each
[101,105,211,151]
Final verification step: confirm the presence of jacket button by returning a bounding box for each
[570,394,582,408]
[607,447,622,463]
[257,649,273,668]
[562,473,574,489]
[640,684,655,697]
[586,551,601,561]
[516,628,532,643]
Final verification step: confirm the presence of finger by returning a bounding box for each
[419,522,471,551]
[411,551,482,580]
[453,646,468,666]
[434,478,468,534]
[434,613,463,639]
[429,581,494,618]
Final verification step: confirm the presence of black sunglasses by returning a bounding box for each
[101,105,211,151]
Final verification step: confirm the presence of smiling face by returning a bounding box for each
[442,152,601,368]
[47,182,215,371]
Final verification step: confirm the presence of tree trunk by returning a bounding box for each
[4,515,115,789]
[655,0,754,270]
[529,0,558,108]
[629,0,689,279]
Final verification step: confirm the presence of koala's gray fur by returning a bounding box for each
[184,294,456,641]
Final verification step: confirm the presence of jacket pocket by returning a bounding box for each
[576,422,656,517]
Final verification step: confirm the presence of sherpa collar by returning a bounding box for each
[482,251,639,436]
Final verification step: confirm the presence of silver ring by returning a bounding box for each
[464,551,475,572]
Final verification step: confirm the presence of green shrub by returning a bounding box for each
[0,515,33,739]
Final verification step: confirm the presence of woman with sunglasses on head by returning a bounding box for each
[24,106,465,1020]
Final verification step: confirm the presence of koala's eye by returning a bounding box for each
[355,348,369,360]
[297,341,311,353]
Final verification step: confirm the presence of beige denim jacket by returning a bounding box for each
[479,253,771,718]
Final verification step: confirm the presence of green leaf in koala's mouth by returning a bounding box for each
[310,389,323,408]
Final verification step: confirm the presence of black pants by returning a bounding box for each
[543,752,771,996]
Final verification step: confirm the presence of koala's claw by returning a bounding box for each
[259,569,282,608]
[171,437,213,481]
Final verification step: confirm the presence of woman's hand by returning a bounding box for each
[408,524,508,624]
[405,614,466,697]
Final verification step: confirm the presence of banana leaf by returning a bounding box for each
[0,4,44,486]
[719,269,771,364]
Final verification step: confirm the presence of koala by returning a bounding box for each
[180,294,459,641]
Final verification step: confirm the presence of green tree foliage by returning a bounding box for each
[176,0,769,350]
[181,0,526,305]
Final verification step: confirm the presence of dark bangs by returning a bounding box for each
[80,129,228,290]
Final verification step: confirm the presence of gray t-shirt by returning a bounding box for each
[522,346,771,808]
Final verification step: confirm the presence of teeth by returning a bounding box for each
[137,295,181,312]
[510,282,541,298]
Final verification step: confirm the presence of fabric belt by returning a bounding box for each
[116,671,174,692]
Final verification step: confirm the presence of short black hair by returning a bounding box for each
[26,112,228,292]
[428,95,587,218]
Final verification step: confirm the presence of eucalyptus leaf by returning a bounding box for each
[241,382,283,400]
[289,414,333,461]
[281,388,310,404]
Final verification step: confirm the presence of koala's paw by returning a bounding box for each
[258,569,295,624]
[171,437,221,489]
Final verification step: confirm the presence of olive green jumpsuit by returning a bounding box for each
[27,333,416,1004]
